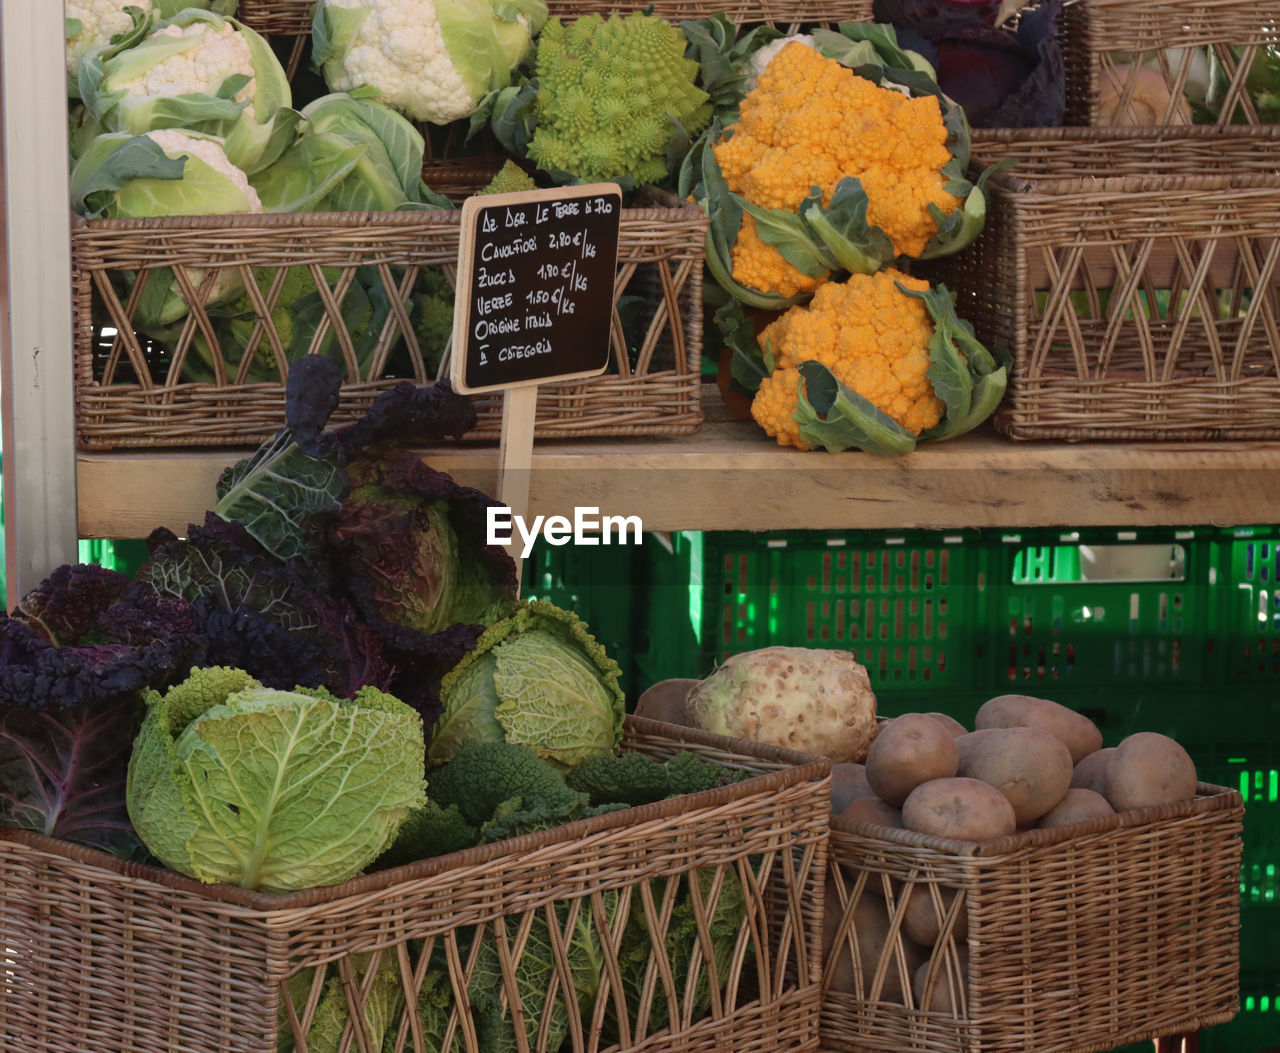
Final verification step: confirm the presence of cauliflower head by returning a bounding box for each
[314,0,547,125]
[712,41,962,299]
[114,20,256,108]
[66,0,155,83]
[750,268,945,448]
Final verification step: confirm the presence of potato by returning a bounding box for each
[685,647,878,762]
[975,694,1103,764]
[823,879,925,1002]
[1104,732,1198,810]
[913,943,969,1014]
[633,678,699,724]
[924,712,968,737]
[865,714,960,806]
[901,777,1017,841]
[1070,747,1116,795]
[901,884,968,946]
[956,725,1073,824]
[1036,787,1116,829]
[831,762,876,815]
[839,796,905,829]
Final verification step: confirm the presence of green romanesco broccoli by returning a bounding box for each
[478,159,538,195]
[565,749,751,807]
[524,12,712,185]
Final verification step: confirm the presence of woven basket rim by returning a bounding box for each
[70,185,705,235]
[973,126,1280,194]
[0,715,827,914]
[831,781,1241,858]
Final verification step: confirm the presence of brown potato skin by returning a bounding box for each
[957,725,1073,825]
[924,712,968,738]
[913,943,969,1014]
[975,694,1104,765]
[839,796,905,829]
[901,884,968,945]
[830,762,876,815]
[1104,732,1198,810]
[1036,787,1116,829]
[1070,747,1116,795]
[823,880,925,1002]
[633,678,699,724]
[865,714,960,806]
[901,777,1017,841]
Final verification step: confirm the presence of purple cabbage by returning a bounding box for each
[0,564,201,854]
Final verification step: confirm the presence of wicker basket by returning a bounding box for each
[1063,0,1280,126]
[71,192,707,450]
[239,0,876,35]
[915,126,1280,441]
[820,783,1243,1053]
[0,716,829,1053]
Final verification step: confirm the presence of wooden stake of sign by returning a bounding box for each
[449,182,623,579]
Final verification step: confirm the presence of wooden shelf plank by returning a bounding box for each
[76,391,1280,538]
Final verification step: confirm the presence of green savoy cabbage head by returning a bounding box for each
[127,666,426,892]
[428,600,625,770]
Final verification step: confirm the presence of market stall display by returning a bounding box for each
[3,1,1275,1051]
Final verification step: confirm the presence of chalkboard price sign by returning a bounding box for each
[450,182,623,395]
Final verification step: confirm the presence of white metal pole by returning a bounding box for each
[0,2,79,607]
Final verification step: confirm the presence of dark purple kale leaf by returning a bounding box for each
[0,563,202,855]
[139,514,392,698]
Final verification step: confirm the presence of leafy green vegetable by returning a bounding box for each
[126,667,426,892]
[429,601,625,770]
[615,868,747,1040]
[213,425,346,563]
[252,91,454,214]
[467,893,619,1053]
[565,750,751,807]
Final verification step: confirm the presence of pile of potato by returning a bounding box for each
[824,693,1201,1012]
[835,693,1200,839]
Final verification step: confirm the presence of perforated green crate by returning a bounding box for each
[1217,526,1280,687]
[638,529,998,694]
[995,527,1213,688]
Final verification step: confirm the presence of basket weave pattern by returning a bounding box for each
[821,784,1243,1053]
[918,127,1280,441]
[239,0,877,36]
[72,201,707,450]
[0,718,829,1053]
[1064,0,1280,126]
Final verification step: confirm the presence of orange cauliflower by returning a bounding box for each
[713,41,962,299]
[731,212,827,300]
[750,268,947,449]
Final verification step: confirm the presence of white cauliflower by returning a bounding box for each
[66,0,155,81]
[320,0,475,123]
[116,21,255,103]
[315,0,545,125]
[145,129,263,212]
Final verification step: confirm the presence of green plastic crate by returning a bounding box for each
[1198,968,1280,1052]
[1217,526,1280,687]
[638,529,997,695]
[997,528,1210,687]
